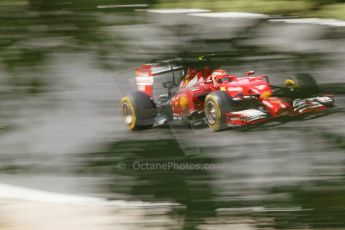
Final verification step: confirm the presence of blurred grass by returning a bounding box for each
[1,0,344,20]
[155,0,345,20]
[0,0,27,6]
[314,3,345,20]
[155,0,313,14]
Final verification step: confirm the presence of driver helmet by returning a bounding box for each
[210,69,228,83]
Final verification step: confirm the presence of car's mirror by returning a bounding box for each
[162,81,174,89]
[246,70,255,76]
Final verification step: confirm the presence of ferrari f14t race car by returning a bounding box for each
[120,58,335,131]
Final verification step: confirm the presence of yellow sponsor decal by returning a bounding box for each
[180,95,189,110]
[261,91,272,99]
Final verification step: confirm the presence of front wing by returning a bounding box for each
[225,96,335,127]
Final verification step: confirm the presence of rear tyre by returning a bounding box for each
[284,73,319,98]
[204,91,232,131]
[120,91,156,130]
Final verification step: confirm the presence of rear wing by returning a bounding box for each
[135,63,183,96]
[136,63,183,77]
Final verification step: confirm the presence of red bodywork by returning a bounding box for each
[135,64,155,96]
[135,64,331,127]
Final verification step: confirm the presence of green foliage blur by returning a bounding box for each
[0,0,152,70]
[0,0,155,128]
[0,0,344,74]
[0,0,343,106]
[0,0,154,103]
[156,0,345,19]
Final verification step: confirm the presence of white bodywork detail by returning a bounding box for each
[227,86,242,92]
[293,96,333,112]
[136,76,153,86]
[316,96,334,104]
[280,103,287,109]
[255,85,266,90]
[232,109,267,121]
[251,88,260,94]
[185,76,199,88]
[262,100,274,108]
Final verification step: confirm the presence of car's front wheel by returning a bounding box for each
[284,73,319,98]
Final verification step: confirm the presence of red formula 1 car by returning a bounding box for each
[120,59,335,131]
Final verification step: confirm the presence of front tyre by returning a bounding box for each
[204,91,232,131]
[284,73,319,98]
[120,91,156,130]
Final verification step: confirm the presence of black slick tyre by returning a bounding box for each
[120,91,156,130]
[285,73,319,98]
[204,91,232,131]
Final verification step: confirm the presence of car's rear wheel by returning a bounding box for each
[204,91,232,131]
[120,91,156,130]
[284,73,319,98]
